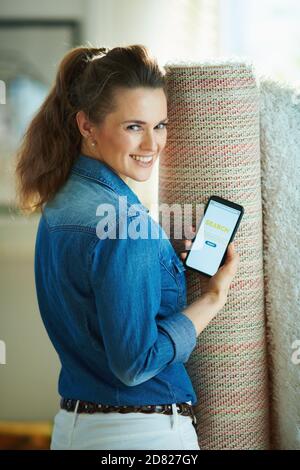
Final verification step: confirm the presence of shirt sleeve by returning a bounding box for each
[89,211,197,387]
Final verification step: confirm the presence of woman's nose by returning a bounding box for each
[140,131,158,152]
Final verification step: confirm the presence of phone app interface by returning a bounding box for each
[186,200,241,276]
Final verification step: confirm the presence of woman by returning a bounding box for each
[15,44,239,450]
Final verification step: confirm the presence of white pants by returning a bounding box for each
[50,401,200,450]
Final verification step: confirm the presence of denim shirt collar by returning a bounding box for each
[71,153,149,213]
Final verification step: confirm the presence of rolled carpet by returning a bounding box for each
[259,78,300,450]
[159,60,270,449]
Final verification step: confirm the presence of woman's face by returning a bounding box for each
[77,87,168,183]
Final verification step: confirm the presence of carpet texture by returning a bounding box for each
[159,61,270,449]
[259,78,300,450]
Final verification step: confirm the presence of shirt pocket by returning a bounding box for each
[171,254,187,309]
[159,253,187,311]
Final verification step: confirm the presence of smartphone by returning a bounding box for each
[184,195,244,277]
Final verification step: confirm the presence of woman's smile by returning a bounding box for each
[129,154,155,167]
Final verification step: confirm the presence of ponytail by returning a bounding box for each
[15,47,105,214]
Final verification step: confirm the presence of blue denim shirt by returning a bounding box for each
[34,153,198,406]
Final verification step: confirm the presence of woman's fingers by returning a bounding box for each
[179,225,196,260]
[185,239,193,249]
[174,225,197,260]
[180,239,193,260]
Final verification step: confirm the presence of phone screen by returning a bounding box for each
[185,197,243,277]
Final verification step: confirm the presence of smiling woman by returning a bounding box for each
[15,44,169,213]
[14,44,201,451]
[75,86,168,183]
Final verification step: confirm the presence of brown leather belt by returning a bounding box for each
[60,398,197,429]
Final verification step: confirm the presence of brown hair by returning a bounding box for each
[14,44,167,214]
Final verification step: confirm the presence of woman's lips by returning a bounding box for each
[129,155,154,168]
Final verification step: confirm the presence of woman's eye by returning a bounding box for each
[127,123,168,131]
[127,125,141,131]
[157,123,168,129]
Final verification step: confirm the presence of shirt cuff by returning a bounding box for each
[157,312,197,364]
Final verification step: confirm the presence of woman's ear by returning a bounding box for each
[76,110,93,139]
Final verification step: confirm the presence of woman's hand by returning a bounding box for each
[178,225,196,261]
[178,225,240,302]
[205,242,240,301]
[170,224,197,262]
